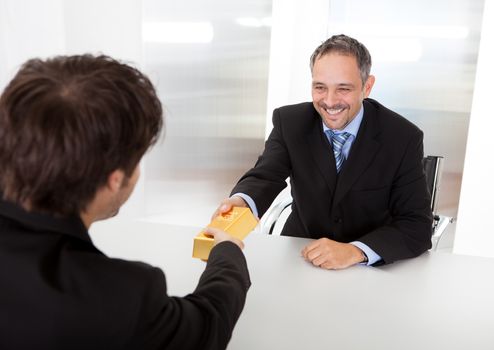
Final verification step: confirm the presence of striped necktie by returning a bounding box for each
[331,132,351,173]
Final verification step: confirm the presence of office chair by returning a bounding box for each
[258,182,292,236]
[259,155,453,250]
[422,156,455,250]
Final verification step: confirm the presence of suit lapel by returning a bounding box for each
[307,112,338,194]
[333,104,381,207]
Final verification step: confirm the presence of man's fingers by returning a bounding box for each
[204,227,245,250]
[306,248,323,262]
[211,196,248,221]
[219,203,231,214]
[320,262,335,270]
[211,206,228,221]
[211,200,234,221]
[301,241,320,258]
[203,226,218,236]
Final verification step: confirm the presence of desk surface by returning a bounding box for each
[90,219,494,350]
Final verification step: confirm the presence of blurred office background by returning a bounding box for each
[141,0,271,227]
[0,0,491,255]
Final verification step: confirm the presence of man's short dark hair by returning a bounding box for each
[310,34,372,85]
[0,54,163,216]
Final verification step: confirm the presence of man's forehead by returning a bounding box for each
[312,79,356,87]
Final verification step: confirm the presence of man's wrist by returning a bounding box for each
[350,241,380,265]
[231,193,258,218]
[360,250,368,263]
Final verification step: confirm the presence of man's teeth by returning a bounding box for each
[325,108,343,115]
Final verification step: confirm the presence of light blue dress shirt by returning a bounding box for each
[234,104,381,265]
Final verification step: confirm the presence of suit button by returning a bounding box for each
[334,217,342,223]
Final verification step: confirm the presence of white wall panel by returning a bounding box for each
[454,0,494,257]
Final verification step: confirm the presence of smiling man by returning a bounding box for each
[213,34,433,269]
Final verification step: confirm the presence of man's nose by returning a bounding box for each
[322,90,337,107]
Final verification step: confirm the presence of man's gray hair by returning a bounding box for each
[310,34,372,85]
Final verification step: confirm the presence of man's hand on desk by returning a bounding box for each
[301,238,366,270]
[211,196,247,221]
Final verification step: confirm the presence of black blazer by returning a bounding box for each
[0,199,250,350]
[232,98,432,264]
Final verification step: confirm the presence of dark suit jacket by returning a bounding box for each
[232,98,432,264]
[0,198,250,350]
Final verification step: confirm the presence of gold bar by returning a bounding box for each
[192,207,258,260]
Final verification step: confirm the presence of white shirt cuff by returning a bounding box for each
[350,241,382,266]
[231,193,259,218]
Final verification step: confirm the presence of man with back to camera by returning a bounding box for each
[0,54,250,349]
[213,34,433,269]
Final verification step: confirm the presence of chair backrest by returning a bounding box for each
[259,184,292,235]
[422,155,444,214]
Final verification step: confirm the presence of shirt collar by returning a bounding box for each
[322,103,364,137]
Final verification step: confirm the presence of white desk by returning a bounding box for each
[90,219,494,350]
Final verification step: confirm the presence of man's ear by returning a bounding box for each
[364,75,375,98]
[106,169,126,193]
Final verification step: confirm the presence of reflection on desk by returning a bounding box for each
[90,219,494,350]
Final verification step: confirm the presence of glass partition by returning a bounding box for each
[142,0,272,226]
